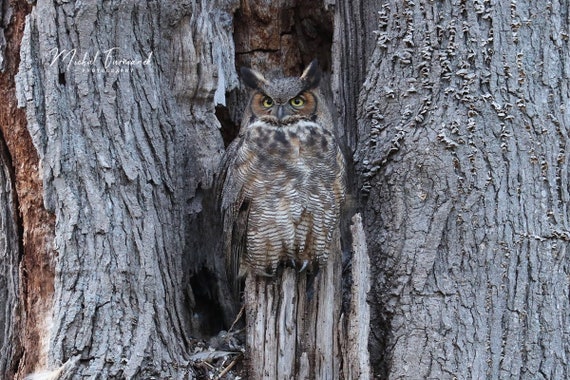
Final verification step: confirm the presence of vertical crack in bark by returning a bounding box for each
[231,0,334,130]
[0,1,56,378]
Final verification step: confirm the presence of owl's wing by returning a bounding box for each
[217,136,249,300]
[308,141,347,263]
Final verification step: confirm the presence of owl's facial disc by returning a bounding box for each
[250,90,317,122]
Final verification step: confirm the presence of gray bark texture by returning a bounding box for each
[0,136,20,380]
[14,0,238,378]
[243,250,343,379]
[355,0,570,379]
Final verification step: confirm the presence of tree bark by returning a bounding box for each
[342,213,371,380]
[243,214,370,380]
[0,126,20,380]
[13,0,238,378]
[355,0,570,378]
[0,1,57,378]
[244,232,343,379]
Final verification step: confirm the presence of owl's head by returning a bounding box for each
[240,60,322,123]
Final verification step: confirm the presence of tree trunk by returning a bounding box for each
[11,0,239,378]
[354,0,570,378]
[243,231,343,379]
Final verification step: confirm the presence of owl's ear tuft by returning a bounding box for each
[240,67,268,90]
[300,59,321,90]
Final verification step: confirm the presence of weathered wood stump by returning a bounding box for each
[244,213,370,379]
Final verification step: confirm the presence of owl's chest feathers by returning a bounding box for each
[237,120,340,216]
[246,119,335,162]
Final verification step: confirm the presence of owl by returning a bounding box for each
[219,60,346,287]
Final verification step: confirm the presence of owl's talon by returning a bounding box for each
[299,260,309,273]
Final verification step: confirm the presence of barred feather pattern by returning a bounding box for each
[221,116,346,279]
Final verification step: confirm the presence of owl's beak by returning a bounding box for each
[276,105,286,121]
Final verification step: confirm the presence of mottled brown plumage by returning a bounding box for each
[219,60,345,285]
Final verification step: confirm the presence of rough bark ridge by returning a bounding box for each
[0,130,20,380]
[331,0,379,155]
[15,0,238,378]
[356,0,570,378]
[341,213,371,380]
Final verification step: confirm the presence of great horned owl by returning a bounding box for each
[219,60,346,285]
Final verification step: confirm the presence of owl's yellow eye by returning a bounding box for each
[290,97,305,108]
[262,97,274,108]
